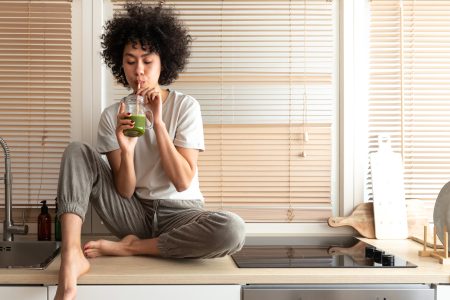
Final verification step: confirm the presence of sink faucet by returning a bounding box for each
[0,137,28,241]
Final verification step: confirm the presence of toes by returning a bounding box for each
[83,242,93,250]
[83,248,97,258]
[84,240,101,250]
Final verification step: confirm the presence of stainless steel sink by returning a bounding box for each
[0,241,60,269]
[1,138,60,269]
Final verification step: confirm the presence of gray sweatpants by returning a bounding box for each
[56,142,246,258]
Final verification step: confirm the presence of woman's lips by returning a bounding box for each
[136,80,145,89]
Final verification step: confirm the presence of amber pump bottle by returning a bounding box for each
[38,200,52,241]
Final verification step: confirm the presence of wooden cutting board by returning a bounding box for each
[328,200,430,240]
[327,203,376,238]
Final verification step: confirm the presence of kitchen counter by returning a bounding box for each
[0,237,449,285]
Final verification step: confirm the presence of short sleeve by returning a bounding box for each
[96,104,120,154]
[173,98,205,151]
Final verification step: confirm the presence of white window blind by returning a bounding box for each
[368,0,450,206]
[0,0,72,207]
[110,0,337,222]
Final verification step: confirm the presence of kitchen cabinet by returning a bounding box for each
[48,284,241,300]
[242,284,435,300]
[0,286,47,300]
[437,284,450,300]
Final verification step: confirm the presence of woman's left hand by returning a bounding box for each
[137,86,163,127]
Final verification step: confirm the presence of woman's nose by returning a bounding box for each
[135,61,144,75]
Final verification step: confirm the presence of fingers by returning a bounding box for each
[136,87,161,104]
[136,84,155,95]
[117,119,135,133]
[149,91,160,102]
[119,101,125,114]
[143,92,160,106]
[116,108,135,133]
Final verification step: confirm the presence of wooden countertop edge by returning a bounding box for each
[1,267,449,285]
[0,274,448,286]
[0,238,449,285]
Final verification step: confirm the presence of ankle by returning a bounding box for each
[58,286,77,300]
[125,239,137,255]
[61,245,82,255]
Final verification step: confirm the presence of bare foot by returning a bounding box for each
[54,247,90,300]
[83,235,140,258]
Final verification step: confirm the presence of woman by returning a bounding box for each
[55,3,245,300]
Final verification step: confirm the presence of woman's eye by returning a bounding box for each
[126,61,135,65]
[144,61,152,64]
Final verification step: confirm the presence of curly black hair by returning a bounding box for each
[101,1,191,87]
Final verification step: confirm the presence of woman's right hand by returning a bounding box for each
[116,101,138,153]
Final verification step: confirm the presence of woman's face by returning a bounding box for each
[122,42,161,92]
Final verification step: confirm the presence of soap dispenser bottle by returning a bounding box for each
[38,200,52,241]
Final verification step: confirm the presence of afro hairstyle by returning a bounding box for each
[101,1,192,87]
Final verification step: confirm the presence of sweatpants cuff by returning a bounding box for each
[57,202,86,223]
[156,233,171,258]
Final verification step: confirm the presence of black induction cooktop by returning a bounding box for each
[231,236,417,268]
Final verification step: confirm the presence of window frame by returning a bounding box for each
[75,0,373,234]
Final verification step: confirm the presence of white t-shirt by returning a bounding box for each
[96,90,205,202]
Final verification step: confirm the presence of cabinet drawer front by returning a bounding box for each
[243,285,435,300]
[0,286,47,300]
[48,285,241,300]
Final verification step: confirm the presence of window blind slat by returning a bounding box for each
[0,0,71,206]
[110,0,336,222]
[369,0,450,205]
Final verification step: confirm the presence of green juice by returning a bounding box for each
[124,114,146,137]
